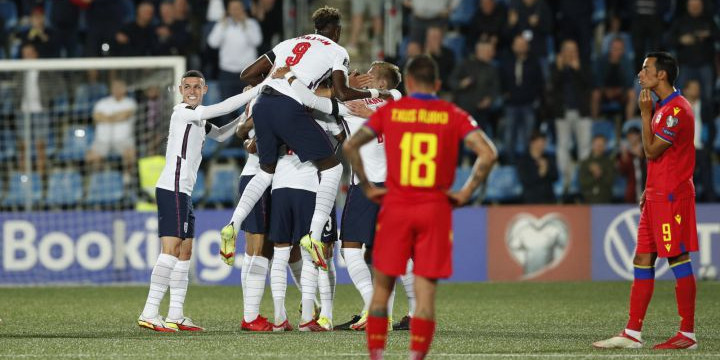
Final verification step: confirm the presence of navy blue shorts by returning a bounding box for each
[269,188,337,244]
[157,188,195,239]
[340,183,383,247]
[238,175,271,234]
[252,87,335,166]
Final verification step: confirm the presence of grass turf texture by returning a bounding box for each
[0,282,718,359]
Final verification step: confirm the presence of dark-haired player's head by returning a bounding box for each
[638,52,678,91]
[403,55,440,95]
[312,6,342,43]
[369,61,401,90]
[179,70,207,107]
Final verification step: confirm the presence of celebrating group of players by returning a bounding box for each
[133,4,702,359]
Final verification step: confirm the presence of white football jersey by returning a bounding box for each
[271,121,339,192]
[241,151,260,176]
[344,97,388,184]
[156,104,210,195]
[264,34,349,104]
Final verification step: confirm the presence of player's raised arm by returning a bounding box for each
[240,51,274,86]
[331,70,394,102]
[206,113,246,142]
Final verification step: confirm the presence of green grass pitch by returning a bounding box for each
[0,282,718,359]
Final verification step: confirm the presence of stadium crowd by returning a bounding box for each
[1,0,719,207]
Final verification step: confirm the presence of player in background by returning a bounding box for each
[343,55,497,359]
[138,70,260,332]
[593,52,699,350]
[221,6,394,272]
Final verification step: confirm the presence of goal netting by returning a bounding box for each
[0,57,255,285]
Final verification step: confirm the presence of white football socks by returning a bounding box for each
[401,260,416,316]
[318,257,335,321]
[289,258,303,292]
[309,164,342,238]
[142,253,178,318]
[241,253,250,294]
[270,247,291,324]
[168,260,190,320]
[243,255,269,322]
[300,249,319,323]
[343,248,373,313]
[231,171,273,233]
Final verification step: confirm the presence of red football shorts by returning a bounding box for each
[372,200,453,279]
[636,197,698,258]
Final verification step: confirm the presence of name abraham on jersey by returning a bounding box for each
[364,98,385,106]
[296,35,332,46]
[391,109,449,125]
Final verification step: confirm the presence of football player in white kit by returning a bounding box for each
[137,70,259,332]
[221,6,394,272]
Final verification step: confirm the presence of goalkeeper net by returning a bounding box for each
[0,56,234,285]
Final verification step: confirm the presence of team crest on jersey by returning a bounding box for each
[666,115,679,128]
[673,107,681,116]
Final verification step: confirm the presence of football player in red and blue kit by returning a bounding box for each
[594,52,699,350]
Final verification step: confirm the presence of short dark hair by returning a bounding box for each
[370,61,402,89]
[646,51,678,86]
[404,55,438,86]
[530,130,547,142]
[312,6,341,32]
[182,70,205,81]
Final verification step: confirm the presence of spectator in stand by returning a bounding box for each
[628,0,671,71]
[600,14,633,61]
[114,2,157,56]
[424,26,455,91]
[19,7,59,58]
[405,0,459,43]
[499,35,544,163]
[685,80,715,202]
[207,0,261,116]
[504,0,553,62]
[669,0,720,104]
[250,0,283,55]
[140,85,168,156]
[591,37,637,121]
[50,0,81,57]
[616,125,645,204]
[85,0,126,56]
[465,0,507,51]
[14,44,65,178]
[449,40,501,133]
[518,131,558,203]
[346,0,382,58]
[86,79,137,184]
[578,135,615,203]
[550,39,592,193]
[154,0,190,56]
[553,0,594,66]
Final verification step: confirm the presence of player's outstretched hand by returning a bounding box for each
[346,100,373,118]
[447,189,472,207]
[349,71,373,89]
[272,66,292,79]
[362,184,387,204]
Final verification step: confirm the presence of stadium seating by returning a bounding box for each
[714,164,720,198]
[443,34,466,64]
[192,170,206,203]
[85,170,124,206]
[714,118,720,153]
[0,0,18,32]
[484,165,522,202]
[73,83,109,119]
[449,0,477,27]
[451,167,472,193]
[202,138,219,158]
[2,172,42,207]
[202,80,221,106]
[57,126,93,161]
[612,175,627,202]
[0,84,13,116]
[592,120,616,151]
[46,170,83,207]
[206,166,239,204]
[0,128,16,162]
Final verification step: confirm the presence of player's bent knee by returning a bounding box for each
[633,252,656,267]
[668,252,690,265]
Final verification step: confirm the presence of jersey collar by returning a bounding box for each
[658,89,680,107]
[409,93,438,100]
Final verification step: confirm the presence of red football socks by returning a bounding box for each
[672,261,696,333]
[410,317,435,359]
[626,266,655,331]
[367,315,388,359]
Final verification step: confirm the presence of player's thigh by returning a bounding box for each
[372,205,413,277]
[413,201,453,279]
[289,189,315,244]
[635,202,656,255]
[245,232,266,255]
[268,188,295,245]
[251,94,281,166]
[238,175,271,234]
[156,188,193,239]
[650,198,698,257]
[273,103,334,163]
[340,184,381,247]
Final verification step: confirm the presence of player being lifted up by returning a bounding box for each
[343,55,497,360]
[220,6,393,272]
[138,70,260,332]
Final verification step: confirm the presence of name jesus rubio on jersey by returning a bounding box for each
[391,108,449,125]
